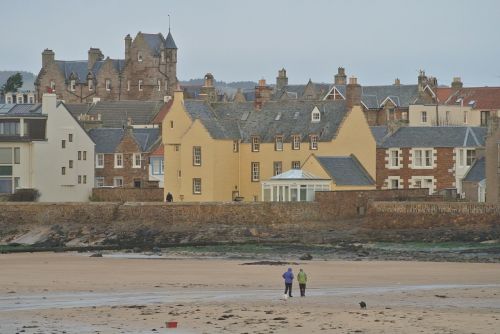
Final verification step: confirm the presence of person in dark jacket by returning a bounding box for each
[282,267,294,297]
[166,192,173,202]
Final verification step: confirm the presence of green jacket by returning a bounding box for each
[297,271,307,284]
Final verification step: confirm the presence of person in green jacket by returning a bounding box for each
[297,268,307,297]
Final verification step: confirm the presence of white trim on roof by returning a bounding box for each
[322,86,346,101]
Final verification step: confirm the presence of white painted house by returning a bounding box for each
[0,94,94,201]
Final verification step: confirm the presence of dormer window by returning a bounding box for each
[137,51,143,62]
[311,107,321,122]
[88,79,93,91]
[70,80,76,91]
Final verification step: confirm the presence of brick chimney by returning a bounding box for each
[334,67,347,85]
[451,77,463,90]
[88,48,104,70]
[418,70,427,92]
[345,76,361,109]
[200,73,217,103]
[42,49,55,68]
[124,34,132,61]
[254,79,272,110]
[276,68,288,91]
[394,78,401,86]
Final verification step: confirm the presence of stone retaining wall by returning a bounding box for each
[92,188,164,202]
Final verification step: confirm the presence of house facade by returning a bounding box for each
[409,79,500,127]
[375,126,487,195]
[162,78,376,202]
[0,94,95,201]
[35,31,177,103]
[89,127,160,188]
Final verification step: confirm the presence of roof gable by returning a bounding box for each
[316,155,375,186]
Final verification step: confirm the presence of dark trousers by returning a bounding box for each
[299,283,306,297]
[284,283,292,297]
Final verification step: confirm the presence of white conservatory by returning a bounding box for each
[261,169,331,202]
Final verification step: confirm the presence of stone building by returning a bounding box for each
[88,127,160,188]
[35,31,178,103]
[374,125,487,195]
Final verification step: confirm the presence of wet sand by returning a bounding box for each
[0,252,499,333]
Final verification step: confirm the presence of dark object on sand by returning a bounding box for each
[359,301,367,309]
[299,253,313,260]
[240,261,299,266]
[89,253,103,257]
[434,294,448,298]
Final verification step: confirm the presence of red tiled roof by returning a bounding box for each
[436,87,453,103]
[443,87,500,109]
[150,143,164,156]
[152,99,173,124]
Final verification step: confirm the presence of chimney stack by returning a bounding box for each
[88,48,104,70]
[451,77,463,90]
[418,70,427,92]
[254,78,272,110]
[200,73,217,103]
[42,49,55,68]
[346,76,361,109]
[334,67,347,85]
[276,68,288,91]
[394,78,400,86]
[124,34,132,61]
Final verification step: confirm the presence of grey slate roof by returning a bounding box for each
[316,155,375,186]
[66,100,165,127]
[463,157,486,182]
[370,126,389,145]
[0,103,43,116]
[329,84,419,108]
[274,83,330,101]
[182,100,349,142]
[55,59,125,82]
[379,126,487,148]
[165,31,177,49]
[88,128,160,153]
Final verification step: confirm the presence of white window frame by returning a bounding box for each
[251,162,260,182]
[113,177,123,187]
[157,79,161,91]
[127,80,130,91]
[193,178,202,194]
[292,135,300,150]
[275,136,283,151]
[105,79,111,91]
[132,153,141,168]
[421,111,427,123]
[138,80,143,91]
[311,110,320,122]
[292,161,301,169]
[251,137,260,152]
[310,135,318,150]
[96,153,104,168]
[193,146,201,166]
[50,81,56,91]
[137,51,143,62]
[273,161,282,176]
[88,79,93,91]
[114,153,123,168]
[70,80,76,91]
[388,149,401,169]
[161,51,165,63]
[412,148,433,169]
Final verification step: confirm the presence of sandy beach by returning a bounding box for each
[0,252,499,333]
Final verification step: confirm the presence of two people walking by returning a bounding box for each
[282,268,308,297]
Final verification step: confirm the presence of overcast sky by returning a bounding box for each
[2,0,499,86]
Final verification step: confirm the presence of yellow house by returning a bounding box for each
[163,83,376,202]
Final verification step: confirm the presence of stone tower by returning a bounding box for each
[276,68,288,91]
